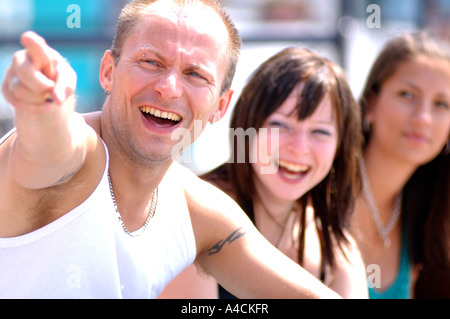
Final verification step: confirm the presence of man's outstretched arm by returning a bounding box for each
[1,31,92,189]
[185,172,342,299]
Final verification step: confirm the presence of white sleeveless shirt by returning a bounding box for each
[0,129,197,298]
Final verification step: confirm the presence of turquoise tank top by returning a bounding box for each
[368,220,412,299]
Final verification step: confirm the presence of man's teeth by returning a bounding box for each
[278,160,308,173]
[140,106,181,122]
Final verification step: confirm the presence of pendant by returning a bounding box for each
[384,236,391,248]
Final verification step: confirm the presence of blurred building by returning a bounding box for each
[0,0,448,172]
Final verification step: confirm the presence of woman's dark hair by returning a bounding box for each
[405,151,450,298]
[404,153,450,268]
[359,31,450,296]
[202,47,363,269]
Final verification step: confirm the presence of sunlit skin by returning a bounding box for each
[0,0,345,299]
[245,84,367,297]
[249,83,339,263]
[97,1,234,232]
[100,1,232,169]
[353,55,450,292]
[160,80,367,299]
[365,55,450,169]
[251,83,339,208]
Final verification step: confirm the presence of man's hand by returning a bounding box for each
[2,31,76,111]
[1,31,87,189]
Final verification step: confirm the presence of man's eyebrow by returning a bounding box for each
[139,46,203,67]
[139,45,163,60]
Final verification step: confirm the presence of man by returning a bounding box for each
[0,0,340,298]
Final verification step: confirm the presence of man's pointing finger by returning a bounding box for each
[20,31,56,80]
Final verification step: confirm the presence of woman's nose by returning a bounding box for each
[411,100,433,128]
[288,130,310,154]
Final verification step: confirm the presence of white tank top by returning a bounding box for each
[0,129,197,298]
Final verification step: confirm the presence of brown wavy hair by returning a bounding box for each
[202,47,363,269]
[359,31,450,297]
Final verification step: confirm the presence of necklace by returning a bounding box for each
[360,161,402,247]
[107,172,158,237]
[258,201,296,248]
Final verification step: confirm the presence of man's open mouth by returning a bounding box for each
[140,106,181,127]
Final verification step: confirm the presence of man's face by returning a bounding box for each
[103,1,231,164]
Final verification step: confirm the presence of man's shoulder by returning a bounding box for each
[167,162,221,194]
[161,162,245,223]
[82,111,102,136]
[164,161,198,184]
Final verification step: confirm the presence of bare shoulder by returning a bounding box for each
[326,230,369,298]
[169,162,253,255]
[82,111,102,135]
[167,163,240,215]
[179,164,248,223]
[340,230,364,261]
[327,230,365,272]
[0,115,106,237]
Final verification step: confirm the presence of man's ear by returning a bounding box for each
[99,50,114,93]
[209,89,234,124]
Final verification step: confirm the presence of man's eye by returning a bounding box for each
[145,60,158,66]
[188,71,203,79]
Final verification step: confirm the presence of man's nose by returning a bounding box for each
[154,70,183,100]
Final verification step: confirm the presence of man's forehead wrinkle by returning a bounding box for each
[138,6,227,59]
[140,1,212,23]
[139,5,212,39]
[138,17,210,64]
[139,1,227,37]
[131,1,228,87]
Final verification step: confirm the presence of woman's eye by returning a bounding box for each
[436,100,449,110]
[312,129,332,136]
[268,121,288,129]
[399,90,414,99]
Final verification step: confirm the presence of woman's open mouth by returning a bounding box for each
[277,159,310,180]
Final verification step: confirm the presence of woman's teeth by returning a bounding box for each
[278,160,309,173]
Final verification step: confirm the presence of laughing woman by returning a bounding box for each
[160,47,368,298]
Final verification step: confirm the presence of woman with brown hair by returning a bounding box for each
[352,31,450,298]
[160,46,368,298]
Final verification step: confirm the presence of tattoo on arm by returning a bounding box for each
[54,171,77,185]
[208,227,247,256]
[53,162,83,185]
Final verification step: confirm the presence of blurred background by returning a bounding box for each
[1,0,449,173]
